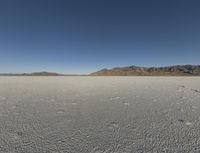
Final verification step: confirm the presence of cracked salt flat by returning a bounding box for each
[0,76,200,153]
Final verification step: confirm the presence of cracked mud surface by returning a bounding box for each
[0,76,200,153]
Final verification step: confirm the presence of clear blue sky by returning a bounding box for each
[0,0,200,74]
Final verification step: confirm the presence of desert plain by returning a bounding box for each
[0,76,200,153]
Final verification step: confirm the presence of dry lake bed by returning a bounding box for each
[0,76,200,153]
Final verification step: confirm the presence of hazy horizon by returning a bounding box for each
[1,0,200,73]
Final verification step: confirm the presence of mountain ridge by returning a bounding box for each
[0,71,62,76]
[90,65,200,76]
[1,65,200,76]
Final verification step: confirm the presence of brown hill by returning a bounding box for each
[91,65,200,76]
[30,72,60,76]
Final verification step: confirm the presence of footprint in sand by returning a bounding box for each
[94,151,104,153]
[122,101,130,106]
[177,85,186,92]
[108,122,119,130]
[152,98,157,102]
[178,119,193,126]
[0,97,6,101]
[71,102,77,105]
[114,91,119,94]
[9,133,21,141]
[110,96,120,100]
[114,96,120,100]
[191,89,200,94]
[57,109,66,114]
[12,105,17,109]
[185,121,193,126]
[50,99,55,102]
[180,96,187,100]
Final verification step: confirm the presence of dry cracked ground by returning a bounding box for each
[0,77,200,153]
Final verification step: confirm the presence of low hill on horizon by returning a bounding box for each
[0,71,86,76]
[0,71,61,76]
[90,65,200,76]
[30,71,60,76]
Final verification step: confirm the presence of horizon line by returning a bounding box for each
[0,64,200,75]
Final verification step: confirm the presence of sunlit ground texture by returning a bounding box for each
[0,76,200,153]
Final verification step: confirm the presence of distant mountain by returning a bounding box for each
[30,71,60,76]
[0,73,28,76]
[0,71,87,76]
[1,65,200,76]
[91,65,200,76]
[0,72,61,76]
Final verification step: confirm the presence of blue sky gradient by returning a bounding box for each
[0,0,200,74]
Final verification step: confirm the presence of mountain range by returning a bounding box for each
[1,65,200,76]
[0,71,85,76]
[0,72,60,76]
[90,65,200,76]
